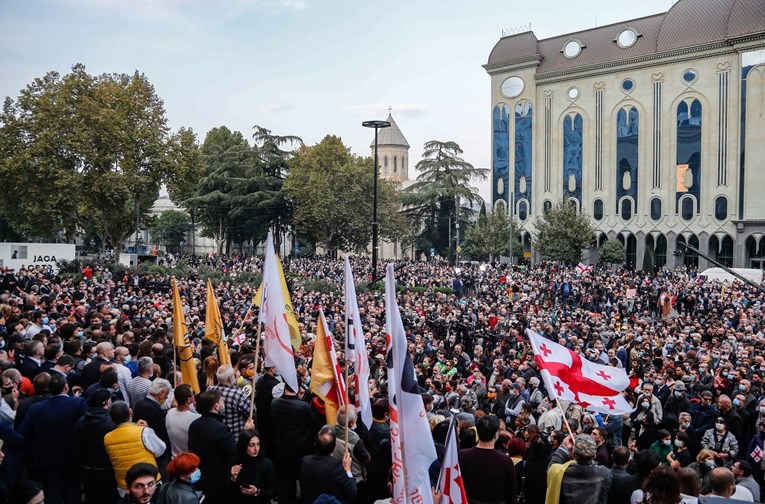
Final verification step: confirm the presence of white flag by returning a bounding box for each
[386,264,437,504]
[344,257,372,429]
[259,231,298,392]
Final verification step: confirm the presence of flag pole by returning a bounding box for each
[555,398,576,446]
[249,322,263,420]
[173,343,178,388]
[344,360,350,454]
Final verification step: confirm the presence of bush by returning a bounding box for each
[433,287,455,295]
[233,271,262,287]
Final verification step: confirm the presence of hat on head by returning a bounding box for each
[673,382,687,392]
[510,383,522,390]
[574,434,597,461]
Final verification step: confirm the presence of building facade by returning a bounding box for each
[485,0,765,269]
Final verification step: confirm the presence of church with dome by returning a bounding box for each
[367,111,415,260]
[486,0,765,269]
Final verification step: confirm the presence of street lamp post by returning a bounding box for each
[362,119,391,283]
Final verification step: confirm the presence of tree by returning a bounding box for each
[284,135,409,252]
[0,64,188,247]
[599,239,627,266]
[150,210,190,252]
[402,141,487,258]
[533,198,596,264]
[465,206,522,260]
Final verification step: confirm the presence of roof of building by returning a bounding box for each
[486,0,765,75]
[369,113,410,148]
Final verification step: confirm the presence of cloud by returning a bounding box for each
[258,98,292,114]
[343,103,429,118]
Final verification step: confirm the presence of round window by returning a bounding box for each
[568,87,579,100]
[501,76,524,99]
[621,79,634,92]
[617,29,637,48]
[683,69,697,84]
[563,40,582,59]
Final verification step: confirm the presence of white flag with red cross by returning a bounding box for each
[527,328,633,415]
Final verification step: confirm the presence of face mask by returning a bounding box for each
[674,439,684,448]
[663,439,671,446]
[42,317,48,325]
[189,468,201,484]
[739,384,747,392]
[77,331,84,339]
[705,460,717,469]
[487,392,497,401]
[760,407,765,414]
[123,355,132,364]
[716,422,725,431]
[733,399,741,408]
[641,401,650,409]
[243,369,254,378]
[674,391,683,398]
[219,405,226,415]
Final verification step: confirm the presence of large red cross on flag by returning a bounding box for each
[526,328,633,415]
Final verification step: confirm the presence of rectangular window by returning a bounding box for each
[394,157,397,173]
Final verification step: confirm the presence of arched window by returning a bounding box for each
[621,198,632,220]
[563,113,583,206]
[515,100,533,211]
[519,201,528,221]
[650,198,662,221]
[616,107,639,212]
[543,200,552,213]
[715,196,728,221]
[593,199,604,221]
[681,197,694,221]
[676,99,702,212]
[492,104,510,206]
[393,157,397,173]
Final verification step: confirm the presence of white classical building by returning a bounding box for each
[486,0,765,269]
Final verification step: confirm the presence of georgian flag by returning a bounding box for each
[527,328,633,415]
[439,417,467,504]
[751,445,763,463]
[386,264,437,504]
[576,262,592,274]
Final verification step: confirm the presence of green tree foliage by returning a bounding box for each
[150,210,190,252]
[0,64,195,246]
[533,198,596,264]
[185,126,300,255]
[166,127,205,205]
[599,239,627,266]
[465,205,522,260]
[402,141,487,257]
[284,135,409,252]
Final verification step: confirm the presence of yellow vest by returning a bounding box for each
[104,423,157,488]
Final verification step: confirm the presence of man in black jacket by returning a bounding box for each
[255,366,280,459]
[188,388,254,504]
[73,389,118,504]
[299,426,356,504]
[271,383,318,504]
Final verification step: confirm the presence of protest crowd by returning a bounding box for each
[0,246,762,504]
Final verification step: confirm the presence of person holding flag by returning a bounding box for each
[311,310,346,424]
[385,263,438,504]
[344,256,372,429]
[205,278,231,367]
[171,277,200,395]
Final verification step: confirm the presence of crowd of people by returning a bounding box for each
[0,254,761,504]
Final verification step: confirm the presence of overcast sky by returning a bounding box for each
[1,0,675,200]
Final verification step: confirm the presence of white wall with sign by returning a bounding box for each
[0,243,76,271]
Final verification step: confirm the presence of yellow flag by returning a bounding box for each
[172,278,200,394]
[204,279,231,367]
[310,312,346,424]
[255,255,301,350]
